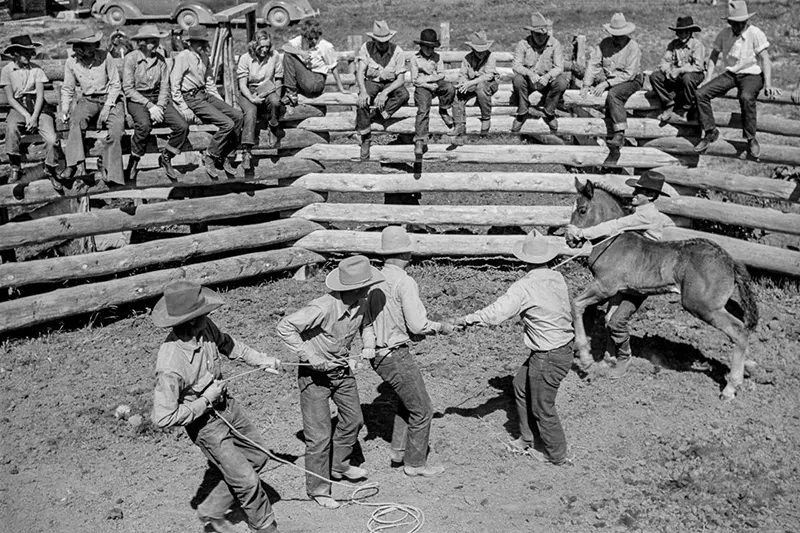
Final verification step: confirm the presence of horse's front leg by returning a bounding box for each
[572,280,616,371]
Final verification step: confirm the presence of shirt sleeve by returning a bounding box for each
[276,305,326,358]
[607,41,640,86]
[355,43,369,67]
[151,370,209,428]
[409,55,422,86]
[480,54,498,82]
[548,40,564,79]
[104,55,122,108]
[512,40,532,78]
[712,29,725,53]
[393,46,407,75]
[157,59,169,108]
[583,44,602,86]
[399,277,442,335]
[458,57,469,83]
[237,53,250,80]
[752,27,770,54]
[274,52,284,80]
[659,43,675,75]
[35,66,49,85]
[122,55,150,107]
[581,209,651,240]
[463,282,525,326]
[0,66,10,87]
[61,59,77,114]
[686,39,706,73]
[170,51,188,110]
[203,318,270,367]
[205,66,222,100]
[322,42,337,69]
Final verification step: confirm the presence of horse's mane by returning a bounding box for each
[587,179,629,199]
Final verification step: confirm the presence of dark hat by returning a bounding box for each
[151,280,224,328]
[185,26,210,42]
[414,28,440,47]
[625,170,670,197]
[669,15,701,32]
[2,35,43,56]
[66,28,104,45]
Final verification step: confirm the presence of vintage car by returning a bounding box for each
[90,0,318,29]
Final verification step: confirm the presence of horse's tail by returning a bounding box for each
[732,261,758,331]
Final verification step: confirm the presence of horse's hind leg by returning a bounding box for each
[698,308,749,400]
[572,281,616,370]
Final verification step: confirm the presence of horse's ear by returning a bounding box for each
[584,179,595,199]
[574,177,585,194]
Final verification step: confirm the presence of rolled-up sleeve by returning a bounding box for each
[276,305,325,357]
[236,54,251,81]
[463,283,524,326]
[399,277,441,335]
[170,52,189,110]
[151,371,208,428]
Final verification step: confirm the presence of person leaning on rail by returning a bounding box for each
[150,280,281,533]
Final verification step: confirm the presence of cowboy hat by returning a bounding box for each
[465,30,493,52]
[151,280,224,328]
[378,226,414,255]
[2,35,42,56]
[724,0,755,21]
[66,29,104,45]
[366,20,397,42]
[669,15,702,32]
[414,28,440,47]
[185,26,210,42]
[131,24,169,40]
[524,12,552,33]
[603,13,636,36]
[513,232,560,264]
[325,255,385,292]
[625,170,670,197]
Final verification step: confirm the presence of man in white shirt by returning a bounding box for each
[281,20,346,106]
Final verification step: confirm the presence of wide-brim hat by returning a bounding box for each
[325,255,385,292]
[724,0,754,21]
[131,24,169,40]
[366,20,397,42]
[669,15,701,32]
[378,226,414,255]
[414,28,440,47]
[66,29,103,45]
[151,280,224,328]
[625,170,670,197]
[524,12,552,33]
[603,12,636,36]
[465,30,493,52]
[185,26,210,42]
[513,232,560,264]
[2,35,42,55]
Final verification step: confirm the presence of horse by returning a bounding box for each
[567,178,758,400]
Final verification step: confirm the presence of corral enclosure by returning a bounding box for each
[1,0,799,531]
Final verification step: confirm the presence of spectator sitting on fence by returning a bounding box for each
[122,25,189,182]
[355,20,410,161]
[107,29,133,75]
[581,13,643,151]
[60,29,126,186]
[649,15,706,124]
[409,28,455,157]
[510,12,569,134]
[1,35,62,190]
[694,0,781,159]
[237,30,284,169]
[281,20,346,107]
[453,31,499,144]
[171,26,244,179]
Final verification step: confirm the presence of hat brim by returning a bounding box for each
[625,178,670,197]
[66,32,103,44]
[669,24,701,32]
[325,266,385,292]
[151,287,224,328]
[524,26,550,33]
[512,242,560,264]
[414,39,440,47]
[2,44,39,55]
[603,23,636,36]
[377,244,414,255]
[186,36,210,42]
[132,32,169,40]
[366,30,397,42]
[466,41,493,52]
[725,13,754,21]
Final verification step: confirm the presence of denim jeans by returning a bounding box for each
[6,101,59,168]
[298,365,364,497]
[605,74,643,132]
[413,80,455,141]
[238,92,284,146]
[64,96,125,184]
[648,70,705,112]
[282,53,327,98]
[370,346,434,468]
[355,79,410,135]
[696,70,763,140]
[127,96,189,157]
[186,397,276,531]
[183,89,243,160]
[513,341,573,463]
[512,72,570,117]
[453,79,499,124]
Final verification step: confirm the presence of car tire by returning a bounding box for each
[176,8,200,30]
[265,6,290,28]
[104,5,126,26]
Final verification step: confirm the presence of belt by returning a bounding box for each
[83,94,109,103]
[375,343,409,359]
[182,87,205,98]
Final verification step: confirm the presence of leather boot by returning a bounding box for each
[693,128,719,153]
[747,138,760,159]
[125,155,140,182]
[452,123,466,145]
[511,115,527,133]
[202,151,220,179]
[439,109,454,129]
[158,151,179,181]
[241,148,253,170]
[46,165,64,193]
[480,119,491,136]
[414,139,428,157]
[606,131,625,149]
[360,134,371,161]
[543,114,559,133]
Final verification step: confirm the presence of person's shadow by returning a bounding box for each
[441,375,519,439]
[361,381,398,444]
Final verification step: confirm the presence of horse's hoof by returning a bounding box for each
[719,387,736,401]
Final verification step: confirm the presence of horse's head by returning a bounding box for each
[567,178,628,247]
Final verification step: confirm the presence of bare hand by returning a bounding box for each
[589,83,606,97]
[181,107,196,123]
[764,86,783,99]
[62,112,71,124]
[374,91,388,110]
[250,95,265,105]
[528,74,540,86]
[357,91,371,108]
[565,224,584,242]
[457,82,471,94]
[360,348,376,360]
[202,380,225,404]
[307,353,330,372]
[98,105,111,127]
[260,355,281,372]
[149,105,164,124]
[23,113,36,131]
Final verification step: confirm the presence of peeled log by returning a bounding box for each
[294,143,680,169]
[0,187,322,250]
[0,247,325,334]
[656,196,800,235]
[0,218,323,289]
[293,203,572,227]
[656,165,800,203]
[645,136,800,167]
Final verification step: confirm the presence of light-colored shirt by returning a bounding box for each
[61,50,121,112]
[581,202,675,241]
[287,35,338,75]
[584,37,642,87]
[276,293,374,366]
[658,36,706,76]
[122,49,170,108]
[409,51,445,87]
[151,317,270,429]
[236,50,283,86]
[713,24,769,75]
[356,42,406,82]
[458,51,498,83]
[367,264,443,353]
[463,268,574,352]
[0,62,48,99]
[170,48,221,111]
[512,36,564,80]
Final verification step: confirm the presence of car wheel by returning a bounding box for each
[265,6,290,28]
[176,8,200,30]
[104,5,126,26]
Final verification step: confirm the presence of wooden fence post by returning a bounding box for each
[439,22,450,50]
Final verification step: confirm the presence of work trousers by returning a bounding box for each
[413,80,455,141]
[370,346,434,468]
[355,79,410,135]
[127,94,189,158]
[648,70,705,112]
[5,97,59,168]
[238,92,283,146]
[696,70,763,140]
[453,79,499,125]
[64,96,125,184]
[183,89,243,160]
[187,397,276,531]
[605,74,643,132]
[512,72,570,117]
[605,293,647,358]
[298,365,364,497]
[513,341,573,463]
[282,53,327,98]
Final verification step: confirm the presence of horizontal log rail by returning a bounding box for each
[656,196,800,236]
[645,137,800,167]
[656,165,800,203]
[0,247,324,334]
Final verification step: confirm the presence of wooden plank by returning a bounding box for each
[0,187,322,250]
[0,218,322,289]
[213,2,257,22]
[656,165,800,203]
[294,143,681,169]
[657,196,800,236]
[293,203,572,227]
[0,247,324,334]
[646,136,800,167]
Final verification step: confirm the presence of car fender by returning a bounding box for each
[96,0,143,17]
[172,1,216,24]
[262,0,306,19]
